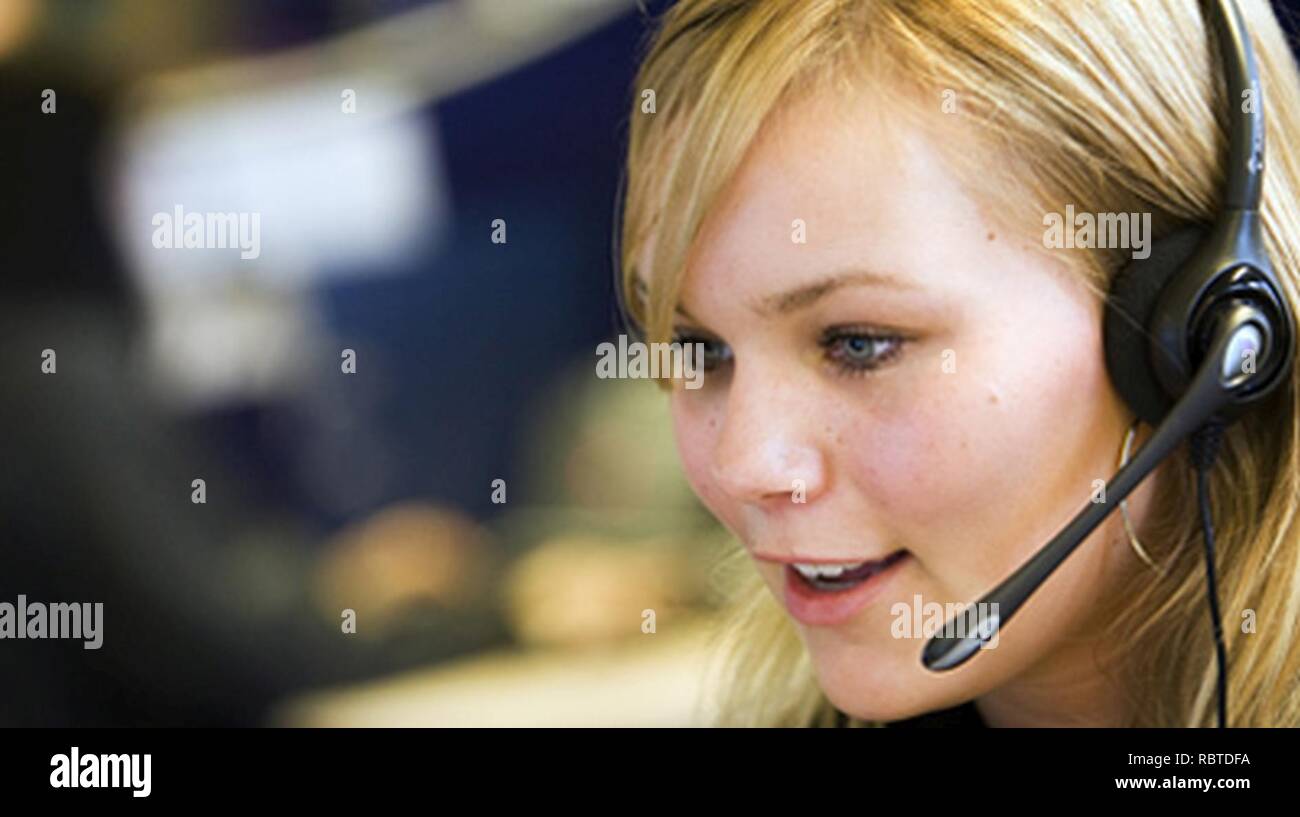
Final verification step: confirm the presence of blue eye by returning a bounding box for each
[669,326,905,379]
[671,332,732,371]
[822,328,904,374]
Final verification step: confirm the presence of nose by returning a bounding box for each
[709,364,829,507]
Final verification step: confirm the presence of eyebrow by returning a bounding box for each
[651,268,916,326]
[752,269,916,317]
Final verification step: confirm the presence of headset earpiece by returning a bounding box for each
[1103,225,1208,426]
[1103,208,1294,430]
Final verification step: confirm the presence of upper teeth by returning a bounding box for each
[793,561,866,580]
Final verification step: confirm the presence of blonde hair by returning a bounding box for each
[618,0,1300,727]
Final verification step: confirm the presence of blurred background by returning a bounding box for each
[0,0,736,726]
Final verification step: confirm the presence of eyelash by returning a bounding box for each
[820,326,906,376]
[669,326,907,378]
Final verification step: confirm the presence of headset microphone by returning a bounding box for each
[920,0,1296,729]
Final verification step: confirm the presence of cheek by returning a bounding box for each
[844,323,1118,582]
[669,393,729,515]
[852,382,1026,516]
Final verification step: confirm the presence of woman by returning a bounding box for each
[616,0,1300,727]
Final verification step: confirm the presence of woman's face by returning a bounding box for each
[663,86,1157,723]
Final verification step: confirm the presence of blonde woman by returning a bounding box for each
[617,0,1300,727]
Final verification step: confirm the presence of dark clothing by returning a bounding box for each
[883,701,987,727]
[831,701,987,728]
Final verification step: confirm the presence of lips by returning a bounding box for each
[781,549,910,627]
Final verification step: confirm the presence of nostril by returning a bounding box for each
[785,476,813,505]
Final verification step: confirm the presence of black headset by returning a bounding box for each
[922,0,1295,728]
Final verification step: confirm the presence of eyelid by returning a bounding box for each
[820,326,909,375]
[819,322,911,341]
[671,326,733,368]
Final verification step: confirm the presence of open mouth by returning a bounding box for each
[788,549,910,592]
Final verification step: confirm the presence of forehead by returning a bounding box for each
[677,84,1011,313]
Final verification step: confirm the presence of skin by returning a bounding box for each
[657,84,1165,727]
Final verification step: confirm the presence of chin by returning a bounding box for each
[804,637,962,723]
